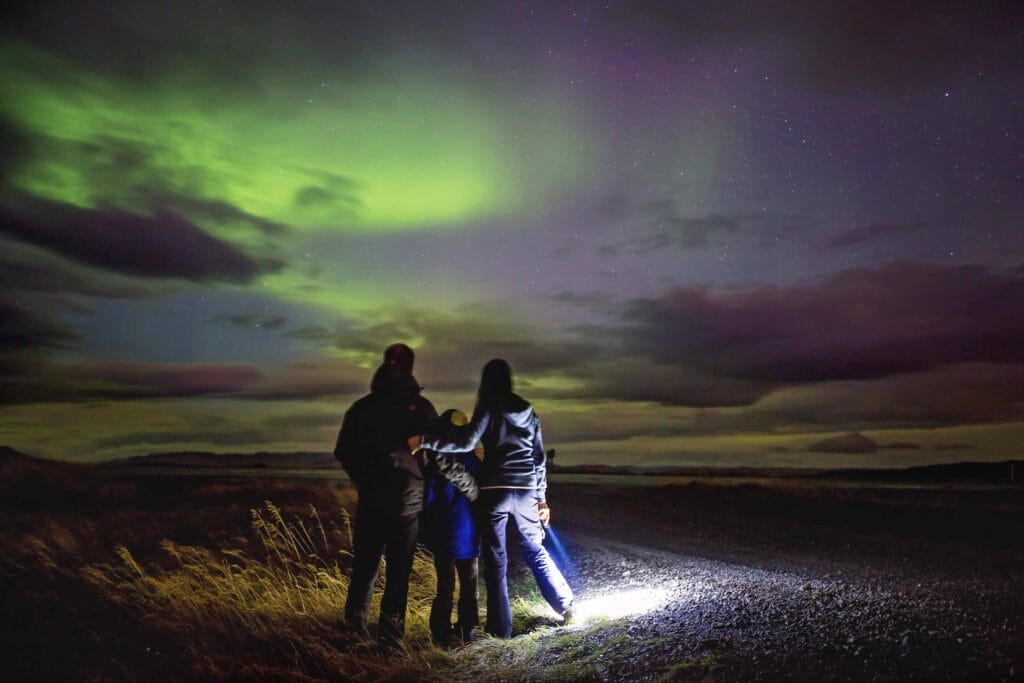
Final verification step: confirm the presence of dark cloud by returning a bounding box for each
[141,190,287,236]
[0,117,29,188]
[290,171,361,218]
[208,313,289,331]
[620,262,1024,384]
[0,238,156,299]
[618,213,743,252]
[0,360,262,404]
[94,362,263,398]
[680,363,1024,436]
[0,196,281,282]
[0,299,79,351]
[294,186,336,208]
[285,310,600,394]
[822,222,927,249]
[599,200,811,254]
[2,122,290,237]
[667,214,743,249]
[807,431,877,454]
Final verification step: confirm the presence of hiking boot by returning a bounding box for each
[560,605,574,626]
[457,622,476,643]
[431,626,462,649]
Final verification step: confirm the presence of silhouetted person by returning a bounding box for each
[334,349,477,648]
[383,342,415,375]
[421,408,480,645]
[410,359,573,638]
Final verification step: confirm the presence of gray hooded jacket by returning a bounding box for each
[420,393,548,501]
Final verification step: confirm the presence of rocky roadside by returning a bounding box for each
[451,481,1024,681]
[538,533,1022,681]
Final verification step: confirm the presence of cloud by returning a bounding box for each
[294,186,336,208]
[666,214,743,249]
[550,357,770,408]
[677,363,1024,436]
[0,238,157,299]
[0,196,281,282]
[0,299,80,351]
[822,222,927,249]
[238,358,368,401]
[596,198,811,255]
[208,312,289,331]
[619,262,1024,384]
[0,360,263,404]
[141,190,287,236]
[807,431,877,454]
[282,308,601,394]
[604,199,746,252]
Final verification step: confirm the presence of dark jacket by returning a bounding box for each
[423,449,480,560]
[334,367,478,517]
[420,393,548,502]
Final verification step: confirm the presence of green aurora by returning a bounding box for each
[1,3,1022,467]
[1,43,591,234]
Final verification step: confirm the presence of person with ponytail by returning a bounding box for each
[409,359,573,638]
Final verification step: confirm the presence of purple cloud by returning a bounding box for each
[621,262,1024,383]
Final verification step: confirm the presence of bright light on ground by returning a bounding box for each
[572,587,673,621]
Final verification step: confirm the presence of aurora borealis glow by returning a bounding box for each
[2,1,1022,466]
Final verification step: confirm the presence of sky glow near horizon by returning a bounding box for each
[1,1,1022,466]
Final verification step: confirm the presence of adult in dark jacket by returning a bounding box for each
[409,359,573,638]
[422,408,481,644]
[334,359,477,647]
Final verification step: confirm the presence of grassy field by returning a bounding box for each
[8,453,1021,681]
[0,456,497,681]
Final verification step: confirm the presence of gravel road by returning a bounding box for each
[494,480,1024,681]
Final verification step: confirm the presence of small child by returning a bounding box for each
[421,409,480,644]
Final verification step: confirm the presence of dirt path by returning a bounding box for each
[453,483,1024,681]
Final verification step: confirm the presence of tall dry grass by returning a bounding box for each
[75,501,449,680]
[2,470,562,681]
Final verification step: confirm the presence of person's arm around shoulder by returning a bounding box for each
[427,451,479,501]
[409,407,491,454]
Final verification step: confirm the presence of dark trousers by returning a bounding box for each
[344,499,419,646]
[430,554,479,640]
[481,488,573,638]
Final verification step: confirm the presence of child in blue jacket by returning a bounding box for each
[422,408,480,644]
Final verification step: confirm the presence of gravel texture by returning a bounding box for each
[491,480,1024,681]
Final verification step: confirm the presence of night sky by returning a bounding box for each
[1,1,1022,467]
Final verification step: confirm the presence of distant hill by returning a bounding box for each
[550,460,1024,484]
[0,445,32,461]
[114,451,337,469]
[816,459,1024,484]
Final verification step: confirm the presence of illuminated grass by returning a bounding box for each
[74,501,443,680]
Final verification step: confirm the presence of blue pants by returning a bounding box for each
[480,488,573,638]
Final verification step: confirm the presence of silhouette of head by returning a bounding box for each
[477,358,513,409]
[383,343,415,375]
[370,361,419,398]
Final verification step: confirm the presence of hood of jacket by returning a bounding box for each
[485,393,532,424]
